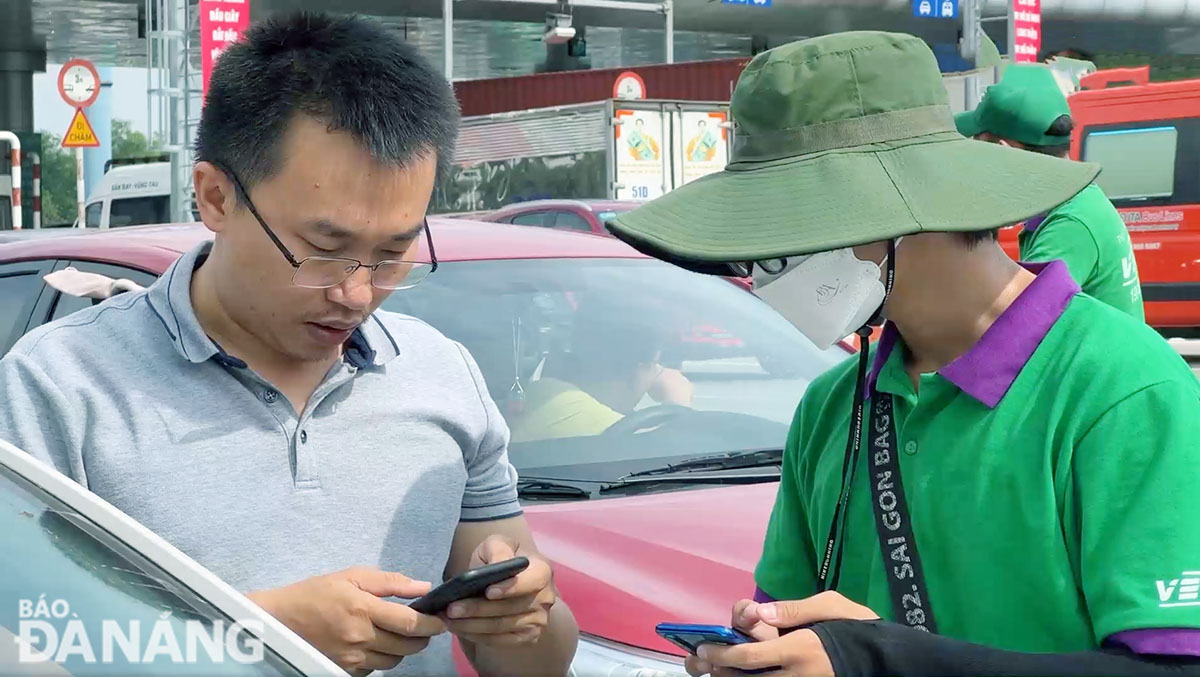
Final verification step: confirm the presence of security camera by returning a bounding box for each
[543,25,577,44]
[543,12,575,44]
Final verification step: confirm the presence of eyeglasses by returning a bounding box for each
[729,258,789,278]
[218,165,438,290]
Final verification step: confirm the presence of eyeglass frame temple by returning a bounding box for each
[219,163,439,276]
[219,164,302,268]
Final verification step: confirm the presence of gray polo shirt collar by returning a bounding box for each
[145,241,401,369]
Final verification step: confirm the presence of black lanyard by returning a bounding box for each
[816,341,938,633]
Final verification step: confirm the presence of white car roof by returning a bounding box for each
[89,163,170,202]
[0,439,346,677]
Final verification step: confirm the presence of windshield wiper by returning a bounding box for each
[617,448,784,480]
[598,468,781,494]
[516,479,591,500]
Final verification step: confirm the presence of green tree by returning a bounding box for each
[111,119,164,159]
[36,132,77,226]
[37,120,164,226]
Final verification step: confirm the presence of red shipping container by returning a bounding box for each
[453,58,750,117]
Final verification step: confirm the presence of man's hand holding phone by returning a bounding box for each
[442,534,557,647]
[247,567,446,675]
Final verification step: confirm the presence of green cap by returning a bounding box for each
[955,64,1073,146]
[604,32,1097,268]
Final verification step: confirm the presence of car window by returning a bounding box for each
[0,264,49,354]
[48,292,95,323]
[109,196,169,228]
[552,212,593,232]
[1084,127,1177,201]
[48,262,158,323]
[1081,118,1200,207]
[509,212,549,228]
[84,203,103,228]
[0,463,304,675]
[383,259,844,482]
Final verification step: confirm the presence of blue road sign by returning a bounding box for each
[723,0,772,7]
[914,0,957,18]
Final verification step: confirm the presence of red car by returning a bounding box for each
[0,220,847,674]
[477,199,642,238]
[476,199,755,294]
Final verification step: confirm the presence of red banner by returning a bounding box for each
[1012,0,1042,63]
[200,0,251,97]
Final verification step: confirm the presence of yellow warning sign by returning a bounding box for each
[62,108,100,148]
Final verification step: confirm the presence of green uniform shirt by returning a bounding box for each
[1019,183,1145,321]
[755,260,1200,653]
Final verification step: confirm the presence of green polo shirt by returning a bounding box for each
[755,260,1200,654]
[1019,183,1145,321]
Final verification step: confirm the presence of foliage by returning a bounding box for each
[37,120,163,226]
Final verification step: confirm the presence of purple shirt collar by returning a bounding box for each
[866,260,1080,408]
[1023,213,1048,232]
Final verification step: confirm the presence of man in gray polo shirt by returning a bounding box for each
[0,12,577,676]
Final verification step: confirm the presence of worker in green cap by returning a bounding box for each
[606,31,1200,677]
[956,64,1145,320]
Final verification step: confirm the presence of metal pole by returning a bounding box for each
[167,0,186,223]
[146,0,153,141]
[75,147,85,227]
[664,0,674,64]
[1007,0,1016,63]
[0,131,21,230]
[961,0,981,109]
[181,1,194,221]
[443,0,454,80]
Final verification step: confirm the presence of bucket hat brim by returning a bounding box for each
[606,131,1099,264]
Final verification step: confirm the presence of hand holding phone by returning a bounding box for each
[656,623,780,675]
[408,556,530,616]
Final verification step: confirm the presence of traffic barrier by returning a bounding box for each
[0,131,22,230]
[29,152,40,229]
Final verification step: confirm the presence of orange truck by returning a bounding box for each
[998,65,1200,336]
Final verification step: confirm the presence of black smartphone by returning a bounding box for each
[408,556,530,616]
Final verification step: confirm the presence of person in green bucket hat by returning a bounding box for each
[957,64,1145,321]
[608,31,1200,677]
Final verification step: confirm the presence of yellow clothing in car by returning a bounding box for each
[509,378,623,443]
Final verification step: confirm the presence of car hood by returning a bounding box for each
[524,482,778,655]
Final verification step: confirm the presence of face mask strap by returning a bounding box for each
[864,238,897,328]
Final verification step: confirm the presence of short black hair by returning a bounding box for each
[1025,114,1073,157]
[956,228,999,247]
[1040,47,1095,63]
[196,12,460,197]
[568,298,669,379]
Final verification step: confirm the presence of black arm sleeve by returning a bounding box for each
[811,620,1200,677]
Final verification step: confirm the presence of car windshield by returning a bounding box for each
[0,464,304,675]
[383,258,846,495]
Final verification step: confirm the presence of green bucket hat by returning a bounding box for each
[955,64,1074,146]
[605,32,1098,269]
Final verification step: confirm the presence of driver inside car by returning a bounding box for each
[509,304,693,444]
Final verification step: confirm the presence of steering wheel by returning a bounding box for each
[602,404,695,437]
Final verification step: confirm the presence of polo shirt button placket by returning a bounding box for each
[263,389,279,405]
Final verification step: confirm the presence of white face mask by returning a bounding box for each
[753,246,891,350]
